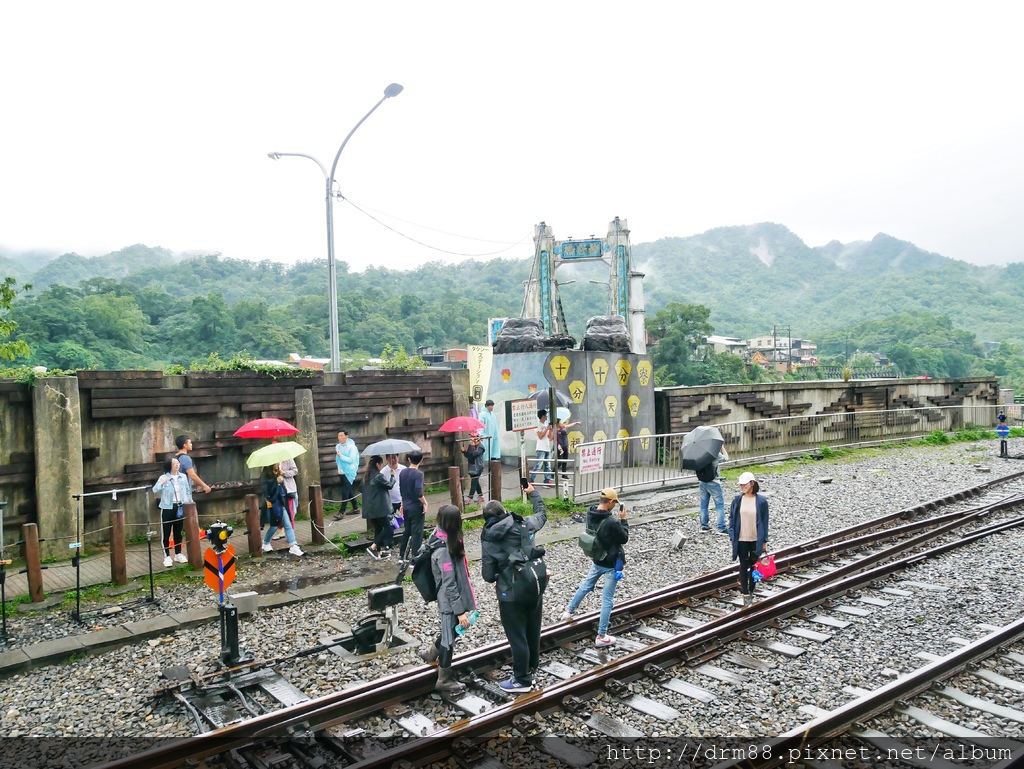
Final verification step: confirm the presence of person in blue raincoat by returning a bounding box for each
[479,399,501,462]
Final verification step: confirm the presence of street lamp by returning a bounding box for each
[269,82,404,372]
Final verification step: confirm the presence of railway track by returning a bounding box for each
[95,473,1024,769]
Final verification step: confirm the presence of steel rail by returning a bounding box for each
[714,616,1024,769]
[342,511,1024,769]
[96,492,1024,769]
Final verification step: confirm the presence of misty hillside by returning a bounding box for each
[4,223,1024,370]
[632,223,1015,341]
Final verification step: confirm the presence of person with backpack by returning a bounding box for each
[417,504,477,694]
[698,447,729,533]
[480,482,548,694]
[559,487,629,647]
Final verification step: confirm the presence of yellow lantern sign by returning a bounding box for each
[549,355,571,381]
[569,380,587,404]
[637,359,653,387]
[567,430,584,454]
[627,395,640,417]
[604,395,618,417]
[638,427,652,450]
[593,430,608,443]
[614,359,632,386]
[591,358,610,387]
[617,429,630,451]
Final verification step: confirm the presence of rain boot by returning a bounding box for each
[435,645,463,694]
[420,635,441,664]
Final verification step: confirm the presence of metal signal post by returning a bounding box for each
[203,520,251,667]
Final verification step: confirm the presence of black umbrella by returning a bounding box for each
[680,425,724,470]
[527,389,572,411]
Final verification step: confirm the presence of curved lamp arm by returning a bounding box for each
[328,83,404,191]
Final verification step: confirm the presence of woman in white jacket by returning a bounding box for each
[153,457,193,567]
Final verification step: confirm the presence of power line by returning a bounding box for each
[341,198,533,258]
[343,197,522,245]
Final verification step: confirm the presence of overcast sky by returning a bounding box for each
[2,1,1022,273]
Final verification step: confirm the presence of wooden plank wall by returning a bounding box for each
[313,369,456,486]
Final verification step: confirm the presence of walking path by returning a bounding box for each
[0,472,694,675]
[1,467,623,601]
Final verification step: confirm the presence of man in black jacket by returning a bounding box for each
[559,487,629,647]
[480,483,547,693]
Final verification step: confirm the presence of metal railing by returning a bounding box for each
[571,404,1006,500]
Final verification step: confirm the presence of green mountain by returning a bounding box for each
[632,223,1015,342]
[28,244,179,290]
[4,225,1024,380]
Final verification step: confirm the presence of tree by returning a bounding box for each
[379,344,428,371]
[0,277,30,361]
[646,303,715,386]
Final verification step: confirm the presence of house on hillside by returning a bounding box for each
[705,335,748,356]
[746,334,817,369]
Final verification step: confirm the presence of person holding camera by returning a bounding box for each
[560,487,629,647]
[480,481,548,693]
[154,456,192,567]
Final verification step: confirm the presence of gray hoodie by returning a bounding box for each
[480,490,547,602]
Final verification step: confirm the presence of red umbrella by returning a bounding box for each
[439,416,485,433]
[233,418,299,439]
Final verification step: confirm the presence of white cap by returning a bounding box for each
[737,471,757,486]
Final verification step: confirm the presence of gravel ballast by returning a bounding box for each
[2,439,1024,751]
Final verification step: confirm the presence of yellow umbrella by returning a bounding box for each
[246,441,306,469]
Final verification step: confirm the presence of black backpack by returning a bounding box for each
[410,536,446,603]
[695,463,717,483]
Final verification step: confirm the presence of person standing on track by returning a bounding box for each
[729,471,769,607]
[481,482,548,694]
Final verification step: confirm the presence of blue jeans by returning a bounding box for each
[567,562,618,635]
[263,507,296,546]
[699,480,725,530]
[531,450,552,483]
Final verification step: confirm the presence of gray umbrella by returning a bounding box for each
[361,438,422,457]
[680,425,724,471]
[527,389,572,410]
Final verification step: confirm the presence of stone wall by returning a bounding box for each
[655,377,1001,437]
[0,369,468,557]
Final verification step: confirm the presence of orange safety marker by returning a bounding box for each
[203,545,236,593]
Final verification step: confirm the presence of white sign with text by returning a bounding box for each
[507,398,539,433]
[579,443,605,474]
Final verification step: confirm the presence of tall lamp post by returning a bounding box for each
[269,82,404,372]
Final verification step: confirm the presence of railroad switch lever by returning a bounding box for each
[367,585,404,652]
[218,602,253,668]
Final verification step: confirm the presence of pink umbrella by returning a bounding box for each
[233,418,299,439]
[439,416,485,433]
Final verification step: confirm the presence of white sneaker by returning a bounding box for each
[288,544,304,557]
[174,553,188,564]
[163,556,173,568]
[262,542,273,553]
[595,634,616,648]
[559,610,573,622]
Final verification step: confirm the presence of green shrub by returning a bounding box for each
[923,430,952,445]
